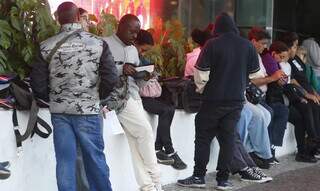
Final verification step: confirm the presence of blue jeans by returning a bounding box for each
[51,114,112,191]
[76,145,90,191]
[240,103,273,159]
[237,104,253,142]
[260,101,289,146]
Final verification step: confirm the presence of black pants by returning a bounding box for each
[142,97,175,154]
[289,102,319,153]
[218,131,256,174]
[309,102,320,137]
[193,102,242,181]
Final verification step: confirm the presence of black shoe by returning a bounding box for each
[239,168,266,183]
[156,150,174,165]
[270,148,280,165]
[249,152,270,169]
[169,152,187,170]
[251,167,273,182]
[215,180,233,190]
[273,157,280,164]
[313,150,320,159]
[295,153,317,163]
[269,157,280,165]
[0,161,10,168]
[177,176,205,188]
[0,164,10,180]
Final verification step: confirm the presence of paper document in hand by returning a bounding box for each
[135,65,154,73]
[103,110,124,135]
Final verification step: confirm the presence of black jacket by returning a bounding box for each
[195,13,259,104]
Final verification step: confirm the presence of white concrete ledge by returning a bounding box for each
[0,109,296,191]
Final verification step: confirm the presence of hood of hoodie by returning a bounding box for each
[213,13,239,37]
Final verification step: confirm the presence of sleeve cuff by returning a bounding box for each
[195,65,210,71]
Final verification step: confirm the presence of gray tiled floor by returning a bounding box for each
[163,154,318,191]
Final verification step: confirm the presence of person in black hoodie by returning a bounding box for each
[177,13,260,190]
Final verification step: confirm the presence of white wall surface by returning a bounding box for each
[0,109,296,191]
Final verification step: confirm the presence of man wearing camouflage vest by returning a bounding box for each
[30,2,118,191]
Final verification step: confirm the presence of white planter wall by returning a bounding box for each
[0,109,296,191]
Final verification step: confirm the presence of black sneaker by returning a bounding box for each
[313,150,320,159]
[269,158,280,165]
[295,153,317,163]
[249,152,270,169]
[177,176,205,188]
[156,150,174,165]
[252,167,273,182]
[273,157,280,164]
[270,148,280,165]
[239,168,266,183]
[0,164,10,180]
[169,152,187,170]
[215,180,233,190]
[0,161,10,168]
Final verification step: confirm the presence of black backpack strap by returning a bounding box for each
[31,117,52,139]
[12,100,38,148]
[12,109,22,148]
[46,29,82,63]
[12,100,52,149]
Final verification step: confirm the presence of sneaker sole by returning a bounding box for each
[241,178,271,183]
[215,186,233,190]
[157,159,174,165]
[176,182,206,188]
[261,177,273,182]
[0,171,10,180]
[171,164,187,170]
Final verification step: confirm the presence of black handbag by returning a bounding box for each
[246,82,265,104]
[283,83,305,103]
[159,77,202,113]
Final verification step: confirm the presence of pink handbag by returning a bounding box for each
[139,78,162,98]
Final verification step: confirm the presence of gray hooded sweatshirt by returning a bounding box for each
[302,38,320,77]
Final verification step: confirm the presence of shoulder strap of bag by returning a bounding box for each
[46,29,82,63]
[32,116,52,138]
[13,100,52,149]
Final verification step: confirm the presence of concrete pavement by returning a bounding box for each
[163,154,319,191]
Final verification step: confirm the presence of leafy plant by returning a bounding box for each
[96,11,118,37]
[0,1,188,79]
[134,18,190,78]
[0,19,12,72]
[150,19,188,78]
[0,0,58,77]
[142,44,164,73]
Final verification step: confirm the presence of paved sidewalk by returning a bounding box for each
[237,163,320,191]
[163,154,319,191]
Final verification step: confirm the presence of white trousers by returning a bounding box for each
[118,97,161,191]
